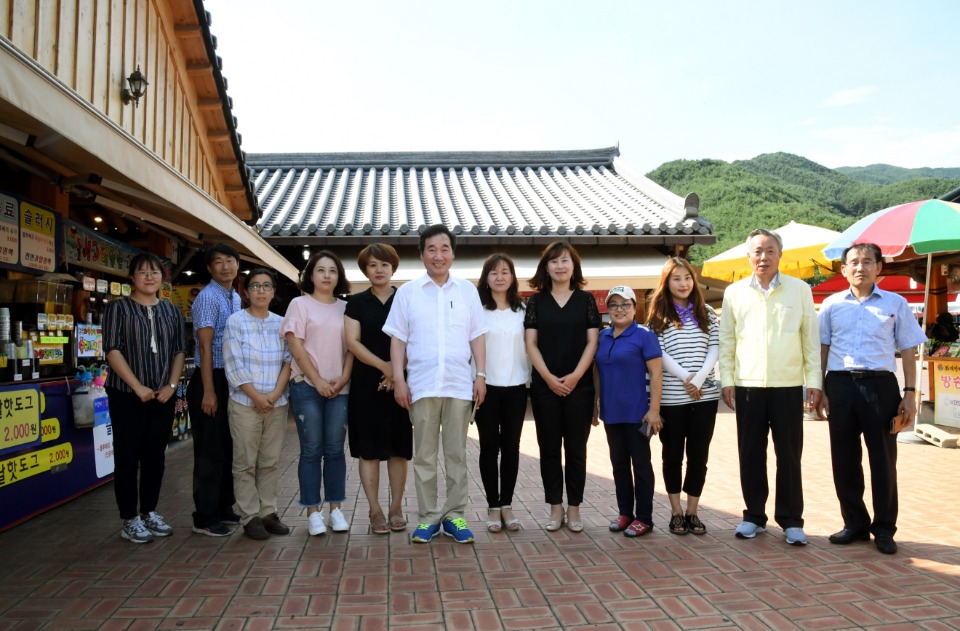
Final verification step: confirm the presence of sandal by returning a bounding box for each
[487,508,503,533]
[685,513,707,535]
[501,506,521,532]
[370,512,389,535]
[669,513,688,536]
[388,510,407,532]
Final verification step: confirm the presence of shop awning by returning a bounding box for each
[0,39,297,281]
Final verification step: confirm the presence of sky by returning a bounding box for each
[202,0,960,174]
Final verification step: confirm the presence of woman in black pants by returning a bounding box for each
[475,254,530,533]
[104,253,187,543]
[524,242,600,532]
[646,258,720,536]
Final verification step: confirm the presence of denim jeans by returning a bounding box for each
[289,380,348,507]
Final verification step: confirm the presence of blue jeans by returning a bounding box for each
[289,380,348,507]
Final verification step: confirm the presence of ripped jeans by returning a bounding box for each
[289,380,348,507]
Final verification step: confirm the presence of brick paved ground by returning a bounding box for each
[1,401,958,630]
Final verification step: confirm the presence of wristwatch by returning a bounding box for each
[475,371,486,379]
[168,383,177,390]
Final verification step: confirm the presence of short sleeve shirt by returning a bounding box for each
[819,285,927,372]
[191,281,241,367]
[279,295,350,392]
[382,274,487,403]
[594,323,662,424]
[523,289,601,391]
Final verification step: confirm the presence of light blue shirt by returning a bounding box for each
[818,285,927,373]
[223,310,292,407]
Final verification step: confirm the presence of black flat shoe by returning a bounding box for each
[875,534,897,554]
[669,514,688,535]
[828,528,871,545]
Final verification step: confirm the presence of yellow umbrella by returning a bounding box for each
[702,221,840,282]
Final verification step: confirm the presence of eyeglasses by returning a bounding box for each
[249,283,275,292]
[607,302,633,311]
[134,270,163,278]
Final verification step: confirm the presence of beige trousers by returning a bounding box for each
[409,397,472,524]
[227,398,287,525]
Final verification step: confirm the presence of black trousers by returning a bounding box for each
[604,422,655,524]
[530,384,594,506]
[735,386,804,529]
[188,369,235,528]
[106,387,175,520]
[474,385,528,508]
[659,399,719,496]
[825,372,901,536]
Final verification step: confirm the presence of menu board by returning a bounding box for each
[0,193,18,265]
[0,191,62,274]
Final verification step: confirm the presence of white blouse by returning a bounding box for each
[479,306,530,387]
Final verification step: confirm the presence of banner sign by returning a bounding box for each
[64,219,139,276]
[0,384,42,457]
[0,193,18,265]
[0,191,62,274]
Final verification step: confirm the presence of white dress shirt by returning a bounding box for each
[383,273,487,403]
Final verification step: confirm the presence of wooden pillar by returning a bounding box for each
[925,263,948,328]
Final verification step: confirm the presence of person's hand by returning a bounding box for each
[545,373,571,397]
[378,376,394,392]
[898,391,918,423]
[722,386,736,411]
[154,384,175,404]
[817,391,830,419]
[807,388,822,411]
[316,380,337,398]
[473,377,486,406]
[394,378,412,410]
[558,373,581,393]
[252,393,274,414]
[643,410,663,436]
[201,389,218,416]
[135,384,157,403]
[683,374,702,401]
[591,402,600,426]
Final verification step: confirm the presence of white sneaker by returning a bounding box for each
[121,516,154,543]
[142,511,173,537]
[329,508,349,532]
[308,511,326,536]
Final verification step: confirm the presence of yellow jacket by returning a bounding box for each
[718,274,822,389]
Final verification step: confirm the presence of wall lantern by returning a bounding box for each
[121,66,149,107]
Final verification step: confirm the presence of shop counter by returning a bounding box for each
[0,379,113,531]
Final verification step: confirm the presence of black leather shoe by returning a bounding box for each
[875,534,897,554]
[828,528,870,545]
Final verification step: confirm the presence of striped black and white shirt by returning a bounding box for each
[657,305,720,406]
[104,298,187,393]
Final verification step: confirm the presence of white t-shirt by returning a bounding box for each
[479,306,530,388]
[382,273,487,403]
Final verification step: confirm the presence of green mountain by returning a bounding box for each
[646,152,960,265]
[836,164,960,185]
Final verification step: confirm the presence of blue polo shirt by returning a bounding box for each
[595,323,662,424]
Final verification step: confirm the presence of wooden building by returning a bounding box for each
[0,0,295,278]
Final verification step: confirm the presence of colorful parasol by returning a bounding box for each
[822,199,960,260]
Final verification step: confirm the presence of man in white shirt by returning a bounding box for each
[383,225,487,543]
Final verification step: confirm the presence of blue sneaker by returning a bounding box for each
[784,527,808,546]
[442,518,475,543]
[735,521,766,539]
[411,522,441,543]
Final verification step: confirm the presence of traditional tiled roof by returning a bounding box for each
[247,147,712,244]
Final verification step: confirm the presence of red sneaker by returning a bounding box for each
[609,515,633,532]
[624,520,652,537]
